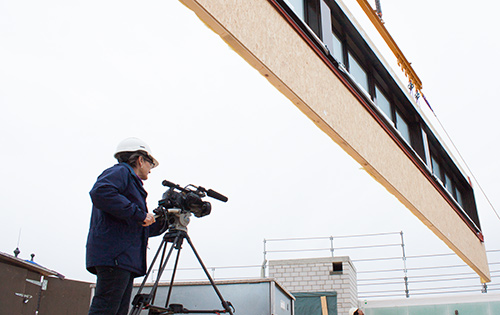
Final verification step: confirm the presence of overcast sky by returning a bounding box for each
[1,0,499,288]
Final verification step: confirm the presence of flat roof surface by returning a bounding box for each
[0,251,64,279]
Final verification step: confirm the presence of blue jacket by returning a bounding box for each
[86,163,162,277]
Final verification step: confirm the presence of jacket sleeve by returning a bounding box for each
[90,166,146,222]
[148,217,168,237]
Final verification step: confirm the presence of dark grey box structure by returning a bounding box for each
[132,278,295,315]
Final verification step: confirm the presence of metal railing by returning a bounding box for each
[149,232,500,299]
[261,232,500,299]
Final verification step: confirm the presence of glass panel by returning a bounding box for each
[348,53,369,93]
[431,157,442,181]
[444,173,453,194]
[284,0,304,20]
[455,187,463,207]
[421,129,431,168]
[331,31,344,64]
[395,111,411,144]
[319,0,343,64]
[374,86,392,120]
[320,0,334,50]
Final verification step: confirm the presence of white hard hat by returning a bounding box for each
[114,137,159,168]
[349,307,359,315]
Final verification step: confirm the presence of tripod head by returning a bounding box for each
[153,180,228,231]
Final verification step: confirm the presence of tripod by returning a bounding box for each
[129,229,234,315]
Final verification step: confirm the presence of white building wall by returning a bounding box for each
[269,257,359,315]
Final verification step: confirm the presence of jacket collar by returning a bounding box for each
[121,163,144,186]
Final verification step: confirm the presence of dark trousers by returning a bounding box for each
[88,266,134,315]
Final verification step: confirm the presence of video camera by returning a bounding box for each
[154,180,228,231]
[130,180,233,315]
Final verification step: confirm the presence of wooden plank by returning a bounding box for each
[321,296,329,315]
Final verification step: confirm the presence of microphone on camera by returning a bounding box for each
[207,189,228,203]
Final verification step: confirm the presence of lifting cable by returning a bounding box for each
[420,92,500,224]
[366,0,500,226]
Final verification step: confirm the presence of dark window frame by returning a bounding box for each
[269,0,482,236]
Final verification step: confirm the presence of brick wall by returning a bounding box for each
[269,257,358,315]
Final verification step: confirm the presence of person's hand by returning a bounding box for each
[142,212,156,227]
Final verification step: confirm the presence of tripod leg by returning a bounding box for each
[136,237,167,296]
[149,239,170,306]
[129,232,182,315]
[165,239,183,308]
[129,238,169,315]
[185,235,234,315]
[149,232,183,302]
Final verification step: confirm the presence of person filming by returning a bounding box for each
[86,137,164,315]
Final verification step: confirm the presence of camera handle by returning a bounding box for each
[129,230,234,315]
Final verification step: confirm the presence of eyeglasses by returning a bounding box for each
[143,155,155,167]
